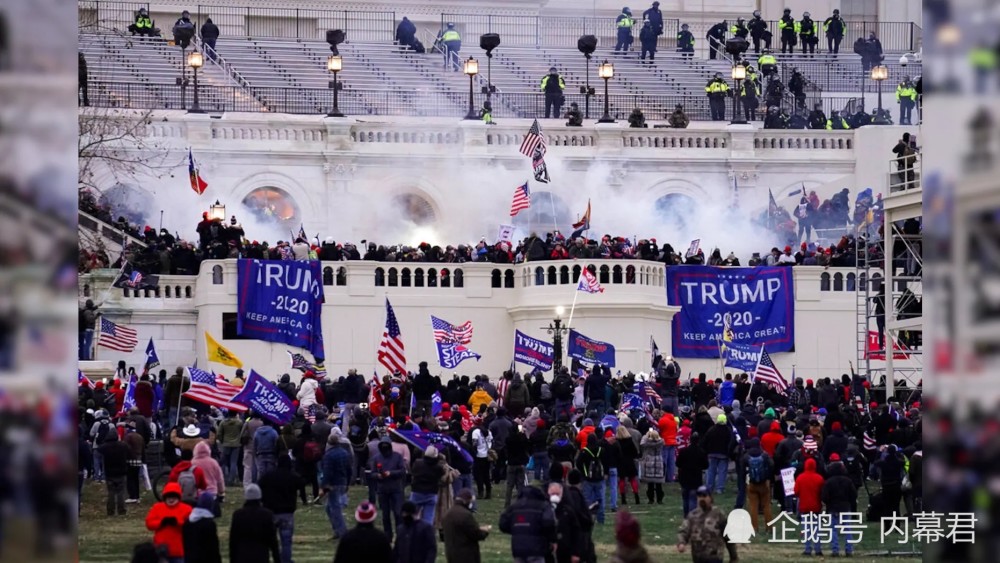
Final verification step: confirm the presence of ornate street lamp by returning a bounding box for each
[187,50,204,114]
[731,63,747,124]
[546,305,570,371]
[463,56,480,120]
[209,199,226,221]
[871,64,889,124]
[597,60,615,123]
[327,55,344,117]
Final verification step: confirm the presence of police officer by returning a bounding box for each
[740,76,760,122]
[677,23,695,58]
[826,110,851,130]
[615,7,635,55]
[788,67,806,111]
[764,107,788,129]
[730,18,749,40]
[757,49,777,80]
[824,9,845,54]
[128,7,155,37]
[480,100,495,124]
[642,1,664,36]
[764,77,784,109]
[807,103,827,129]
[540,67,566,119]
[969,41,996,94]
[172,10,195,49]
[705,72,730,121]
[639,19,658,62]
[896,76,917,125]
[748,10,770,53]
[778,8,796,54]
[706,20,727,60]
[796,12,817,55]
[438,23,462,71]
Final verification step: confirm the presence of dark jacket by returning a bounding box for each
[321,444,351,488]
[370,448,407,493]
[228,501,280,563]
[676,444,708,490]
[334,523,392,563]
[874,450,905,487]
[505,430,531,466]
[410,455,444,495]
[700,423,733,457]
[821,462,858,514]
[412,366,437,401]
[822,429,849,462]
[553,496,585,563]
[183,512,222,563]
[200,19,220,41]
[442,503,489,563]
[258,458,304,514]
[393,516,436,563]
[498,486,557,558]
[98,434,130,479]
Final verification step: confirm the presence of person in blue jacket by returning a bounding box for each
[322,430,352,539]
[639,19,658,62]
[718,374,736,407]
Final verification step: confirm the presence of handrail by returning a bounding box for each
[78,208,149,250]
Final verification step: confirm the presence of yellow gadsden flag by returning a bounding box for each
[205,331,242,368]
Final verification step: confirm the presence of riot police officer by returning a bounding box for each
[778,8,796,53]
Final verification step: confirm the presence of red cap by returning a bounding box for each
[94,381,104,390]
[869,401,878,408]
[832,422,842,432]
[911,401,920,409]
[784,245,792,253]
[441,402,450,410]
[862,380,871,389]
[801,242,807,249]
[806,379,813,386]
[829,453,841,462]
[605,429,614,438]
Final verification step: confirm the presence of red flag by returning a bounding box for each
[189,149,208,195]
[368,375,385,416]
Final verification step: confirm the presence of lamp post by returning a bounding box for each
[326,55,344,117]
[730,63,747,124]
[597,60,615,123]
[209,200,226,221]
[463,56,479,120]
[187,50,205,114]
[871,64,889,124]
[546,305,570,372]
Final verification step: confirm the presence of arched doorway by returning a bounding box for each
[511,191,572,235]
[654,193,699,232]
[241,187,300,229]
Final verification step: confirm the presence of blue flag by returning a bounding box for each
[431,391,443,416]
[567,329,616,367]
[236,259,326,361]
[435,341,481,369]
[120,373,137,415]
[391,429,474,464]
[230,370,295,425]
[144,338,160,372]
[722,341,761,373]
[620,393,644,412]
[513,330,554,372]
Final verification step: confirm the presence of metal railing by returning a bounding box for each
[79,1,151,32]
[440,13,680,49]
[889,152,920,192]
[777,60,916,93]
[762,20,921,53]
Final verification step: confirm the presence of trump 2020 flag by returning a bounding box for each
[513,330,554,372]
[237,259,325,362]
[230,370,295,425]
[567,329,616,367]
[431,391,443,416]
[722,341,760,374]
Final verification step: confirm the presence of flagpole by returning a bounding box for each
[548,188,558,235]
[176,367,186,427]
[566,286,581,329]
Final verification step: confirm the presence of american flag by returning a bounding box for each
[863,431,877,450]
[637,381,662,407]
[510,182,531,217]
[97,317,139,353]
[378,299,407,376]
[532,146,550,184]
[577,268,604,294]
[183,366,247,411]
[431,315,474,345]
[189,148,208,195]
[79,370,95,389]
[751,345,786,394]
[304,405,317,424]
[288,351,326,378]
[519,119,547,157]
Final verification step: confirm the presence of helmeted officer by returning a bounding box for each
[778,8,796,53]
[677,23,695,58]
[639,19,658,62]
[758,49,778,80]
[706,20,727,60]
[438,22,462,71]
[615,7,635,55]
[541,67,566,119]
[826,110,852,130]
[129,7,155,37]
[705,72,730,121]
[824,9,846,54]
[896,76,917,125]
[730,18,749,40]
[796,12,818,55]
[748,10,770,53]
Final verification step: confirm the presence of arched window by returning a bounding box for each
[846,272,856,291]
[599,265,610,284]
[454,269,464,288]
[428,268,438,287]
[241,186,300,231]
[560,266,570,285]
[415,268,426,287]
[336,267,347,286]
[165,285,172,298]
[547,266,557,286]
[185,286,192,298]
[375,267,385,287]
[820,272,831,291]
[175,286,181,298]
[441,268,451,288]
[401,268,412,287]
[626,265,636,284]
[511,191,572,235]
[833,272,844,291]
[534,266,544,286]
[612,265,623,284]
[392,194,437,226]
[323,266,334,286]
[572,265,582,283]
[212,265,223,285]
[504,270,515,288]
[491,269,501,288]
[388,268,398,287]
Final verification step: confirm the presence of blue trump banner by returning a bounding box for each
[230,369,295,426]
[666,266,795,358]
[436,341,481,369]
[513,330,554,372]
[567,329,616,367]
[391,429,474,464]
[723,341,761,373]
[431,391,443,416]
[237,260,325,361]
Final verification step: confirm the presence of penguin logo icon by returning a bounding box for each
[724,509,755,543]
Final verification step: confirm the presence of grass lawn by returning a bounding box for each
[79,478,922,562]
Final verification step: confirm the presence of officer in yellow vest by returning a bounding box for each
[795,12,818,55]
[826,110,851,130]
[541,67,566,118]
[758,49,778,80]
[778,8,796,53]
[895,76,917,125]
[615,7,635,55]
[438,23,462,71]
[969,42,996,94]
[705,72,730,121]
[129,7,155,37]
[676,23,695,58]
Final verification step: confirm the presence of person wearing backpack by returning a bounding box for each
[259,455,305,563]
[191,442,225,514]
[821,454,857,557]
[741,437,773,534]
[575,433,606,524]
[551,369,574,420]
[254,421,280,480]
[168,449,208,505]
[292,424,323,504]
[89,409,114,482]
[98,429,130,516]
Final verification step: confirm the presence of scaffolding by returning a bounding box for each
[855,151,923,404]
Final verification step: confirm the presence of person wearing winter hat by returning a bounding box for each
[794,457,826,556]
[611,509,651,563]
[229,484,280,563]
[145,482,193,561]
[182,492,221,563]
[334,501,392,563]
[442,489,491,563]
[778,245,796,265]
[394,501,437,563]
[821,452,858,557]
[701,414,734,494]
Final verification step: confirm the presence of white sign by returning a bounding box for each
[780,467,796,497]
[686,238,701,257]
[497,224,515,243]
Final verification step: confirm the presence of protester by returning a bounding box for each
[334,501,393,563]
[145,482,193,562]
[229,484,281,563]
[258,455,305,563]
[677,486,736,562]
[639,428,665,504]
[182,493,222,563]
[394,501,437,563]
[410,445,445,525]
[322,429,353,539]
[442,489,490,563]
[611,509,652,563]
[98,428,130,516]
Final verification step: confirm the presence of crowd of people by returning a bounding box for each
[79,352,923,563]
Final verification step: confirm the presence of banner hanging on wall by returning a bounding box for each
[237,259,326,361]
[567,329,616,367]
[666,266,795,358]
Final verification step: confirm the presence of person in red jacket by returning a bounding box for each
[134,375,156,418]
[657,410,678,482]
[168,450,208,502]
[576,418,597,449]
[110,379,126,415]
[760,421,784,458]
[794,457,826,557]
[146,482,193,562]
